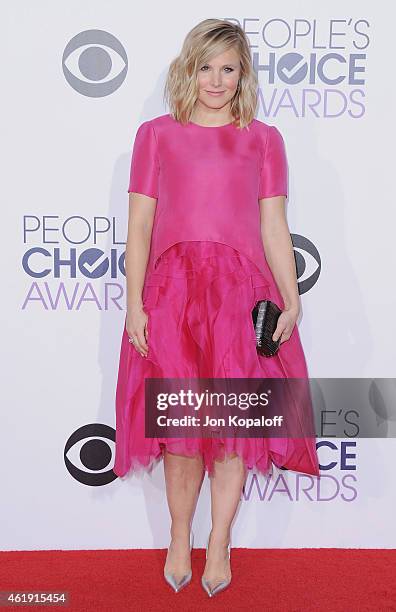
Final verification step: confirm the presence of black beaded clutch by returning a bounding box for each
[252,300,282,357]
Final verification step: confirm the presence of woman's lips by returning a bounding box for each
[206,91,225,96]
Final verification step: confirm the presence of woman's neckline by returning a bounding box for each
[187,118,236,129]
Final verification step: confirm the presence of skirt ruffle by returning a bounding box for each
[114,240,320,479]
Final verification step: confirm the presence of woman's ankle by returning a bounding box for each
[170,523,192,541]
[208,528,230,547]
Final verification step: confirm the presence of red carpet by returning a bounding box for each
[1,548,395,611]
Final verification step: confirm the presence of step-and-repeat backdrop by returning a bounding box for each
[3,2,395,550]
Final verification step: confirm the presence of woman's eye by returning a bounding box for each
[199,66,234,72]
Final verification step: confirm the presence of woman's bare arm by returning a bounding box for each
[259,195,300,312]
[125,191,156,357]
[259,195,300,343]
[125,191,156,311]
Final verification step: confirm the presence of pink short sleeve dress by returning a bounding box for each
[113,113,320,479]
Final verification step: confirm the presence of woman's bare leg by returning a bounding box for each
[163,449,205,579]
[203,452,247,587]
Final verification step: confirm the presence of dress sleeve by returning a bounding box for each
[127,120,160,198]
[258,125,288,200]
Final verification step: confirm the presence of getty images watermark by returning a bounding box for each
[145,377,316,439]
[154,388,284,430]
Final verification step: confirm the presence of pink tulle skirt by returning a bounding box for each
[114,240,320,478]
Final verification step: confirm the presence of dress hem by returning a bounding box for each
[114,441,321,480]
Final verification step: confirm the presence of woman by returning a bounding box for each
[114,18,320,598]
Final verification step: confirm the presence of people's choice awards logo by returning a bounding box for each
[242,440,358,503]
[62,29,128,96]
[21,215,127,311]
[226,17,369,118]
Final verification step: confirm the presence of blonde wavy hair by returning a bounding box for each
[163,19,259,130]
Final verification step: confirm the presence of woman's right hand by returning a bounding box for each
[126,305,149,358]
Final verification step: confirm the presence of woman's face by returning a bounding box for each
[195,47,241,113]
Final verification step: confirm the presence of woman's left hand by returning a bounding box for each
[272,307,300,344]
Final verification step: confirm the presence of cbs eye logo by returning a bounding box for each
[65,424,117,485]
[291,234,321,295]
[62,29,128,97]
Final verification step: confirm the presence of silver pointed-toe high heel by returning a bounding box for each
[201,536,231,598]
[163,530,194,593]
